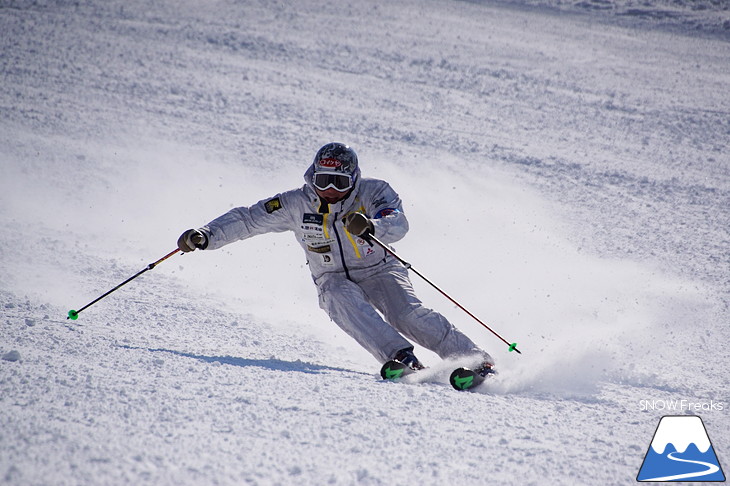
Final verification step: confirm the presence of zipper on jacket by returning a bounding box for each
[332,212,352,281]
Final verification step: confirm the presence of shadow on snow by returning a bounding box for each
[116,343,369,376]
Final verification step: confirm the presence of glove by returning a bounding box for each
[177,229,208,252]
[344,213,374,237]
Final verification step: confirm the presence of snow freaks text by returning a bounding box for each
[640,400,724,412]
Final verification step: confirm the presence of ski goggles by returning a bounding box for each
[312,171,353,192]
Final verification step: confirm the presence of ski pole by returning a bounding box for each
[367,234,521,354]
[67,248,181,320]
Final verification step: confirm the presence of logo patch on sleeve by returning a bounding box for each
[375,208,399,219]
[264,197,282,214]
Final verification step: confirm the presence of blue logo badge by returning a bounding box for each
[637,415,725,482]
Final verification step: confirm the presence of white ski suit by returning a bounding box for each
[198,163,492,365]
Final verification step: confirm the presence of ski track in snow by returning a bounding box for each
[1,0,728,484]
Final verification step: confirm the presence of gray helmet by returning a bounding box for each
[312,142,358,175]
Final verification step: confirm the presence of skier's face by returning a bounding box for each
[315,187,349,204]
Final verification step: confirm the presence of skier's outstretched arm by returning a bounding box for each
[177,191,298,252]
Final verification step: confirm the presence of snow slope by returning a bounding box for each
[1,0,728,484]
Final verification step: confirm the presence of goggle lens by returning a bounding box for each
[313,172,353,191]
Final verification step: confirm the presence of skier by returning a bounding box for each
[177,142,494,375]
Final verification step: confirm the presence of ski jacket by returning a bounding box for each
[200,163,409,280]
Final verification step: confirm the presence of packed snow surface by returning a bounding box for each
[1,0,728,484]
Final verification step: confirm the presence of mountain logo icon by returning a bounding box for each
[637,415,726,482]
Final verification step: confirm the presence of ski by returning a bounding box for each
[449,366,496,391]
[381,360,496,391]
[449,367,484,390]
[380,360,417,381]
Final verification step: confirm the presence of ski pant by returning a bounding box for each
[314,259,492,364]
